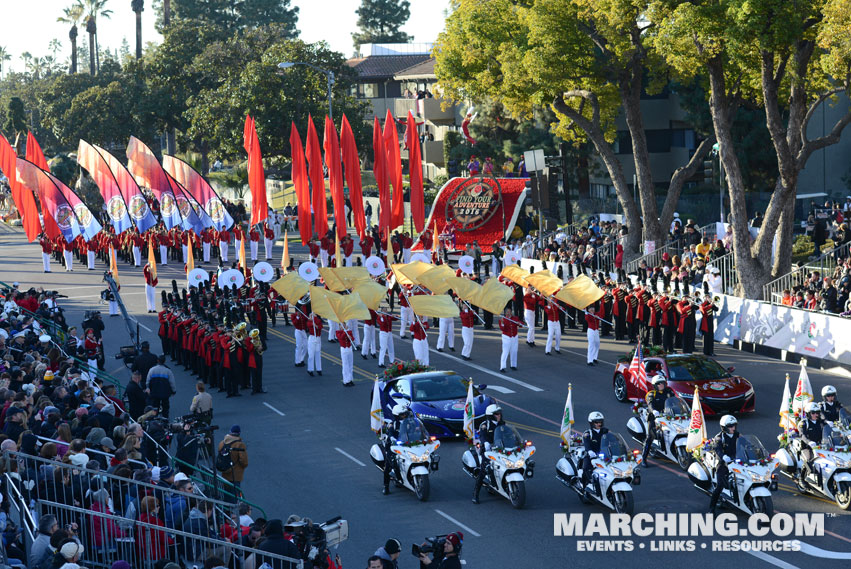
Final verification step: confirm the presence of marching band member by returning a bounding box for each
[377,311,397,367]
[399,286,413,338]
[337,322,355,387]
[543,298,561,355]
[523,287,539,346]
[342,234,355,267]
[410,318,430,366]
[247,328,267,394]
[132,229,143,266]
[362,309,378,359]
[40,233,52,272]
[219,227,231,262]
[401,232,413,263]
[360,233,374,260]
[677,293,697,354]
[144,261,158,313]
[420,228,434,259]
[306,310,324,376]
[263,222,275,260]
[585,305,600,366]
[308,236,320,264]
[459,301,476,360]
[436,313,455,353]
[499,307,521,372]
[320,232,332,267]
[291,305,308,367]
[158,229,170,265]
[700,293,718,356]
[202,227,213,263]
[233,223,245,257]
[249,225,260,261]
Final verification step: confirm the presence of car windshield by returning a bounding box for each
[412,374,470,401]
[822,426,848,449]
[397,417,430,444]
[664,397,690,418]
[493,425,523,451]
[736,435,768,462]
[600,433,630,461]
[665,356,730,381]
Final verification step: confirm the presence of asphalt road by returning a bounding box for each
[2,222,850,569]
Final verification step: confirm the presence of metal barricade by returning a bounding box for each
[33,500,303,569]
[762,240,851,302]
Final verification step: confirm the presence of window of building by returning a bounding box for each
[615,131,632,155]
[645,129,671,153]
[353,83,379,99]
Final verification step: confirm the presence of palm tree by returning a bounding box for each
[57,4,84,73]
[0,46,11,79]
[131,0,143,59]
[80,0,112,75]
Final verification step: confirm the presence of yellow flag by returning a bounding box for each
[147,239,157,280]
[409,295,460,318]
[318,267,348,292]
[335,232,342,268]
[555,274,604,309]
[271,272,309,304]
[109,245,119,286]
[526,270,563,296]
[282,230,289,273]
[445,276,482,302]
[397,261,434,285]
[418,264,455,294]
[186,235,195,274]
[329,291,371,321]
[353,281,387,310]
[308,286,339,322]
[500,265,531,288]
[471,277,514,315]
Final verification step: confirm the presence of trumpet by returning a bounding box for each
[249,328,264,355]
[713,296,721,303]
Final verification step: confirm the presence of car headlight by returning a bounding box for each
[745,387,755,398]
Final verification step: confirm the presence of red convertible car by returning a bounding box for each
[612,353,755,416]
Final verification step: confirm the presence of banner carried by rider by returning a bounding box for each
[686,386,706,451]
[370,380,383,434]
[463,380,475,441]
[560,384,574,446]
[627,343,650,392]
[779,373,795,430]
[791,361,813,418]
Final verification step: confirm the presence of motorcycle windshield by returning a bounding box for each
[493,425,523,451]
[736,435,768,463]
[840,407,851,430]
[664,397,689,418]
[600,433,630,461]
[821,425,848,449]
[397,417,430,444]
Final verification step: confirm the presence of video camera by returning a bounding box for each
[84,310,101,320]
[115,345,138,366]
[44,290,67,298]
[171,413,219,435]
[285,516,349,566]
[412,535,448,560]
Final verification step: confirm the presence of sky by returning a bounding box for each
[1,0,452,73]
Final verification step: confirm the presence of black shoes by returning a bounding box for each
[317,371,323,376]
[308,371,314,377]
[382,486,390,495]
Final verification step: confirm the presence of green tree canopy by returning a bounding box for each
[352,0,411,51]
[170,0,299,33]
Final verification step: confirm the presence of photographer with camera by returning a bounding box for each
[417,533,464,569]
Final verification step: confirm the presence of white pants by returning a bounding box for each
[109,300,118,315]
[491,257,500,275]
[87,358,99,373]
[379,330,395,365]
[320,250,329,267]
[133,246,141,266]
[235,239,242,257]
[345,254,353,267]
[145,284,156,311]
[524,309,536,343]
[87,250,95,269]
[182,245,188,264]
[546,320,561,353]
[500,334,518,369]
[328,320,338,341]
[219,242,228,262]
[307,335,322,372]
[461,326,474,358]
[413,338,429,365]
[294,329,307,364]
[346,319,361,346]
[587,328,600,364]
[341,346,354,384]
[250,240,258,261]
[203,242,211,262]
[42,252,51,272]
[64,250,73,271]
[400,307,413,337]
[403,248,411,263]
[362,324,376,355]
[264,238,273,260]
[437,317,455,349]
[160,245,169,264]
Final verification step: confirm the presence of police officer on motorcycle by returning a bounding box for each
[641,375,676,467]
[820,385,844,422]
[797,402,827,486]
[581,412,609,494]
[708,415,740,513]
[383,404,411,495]
[472,404,504,504]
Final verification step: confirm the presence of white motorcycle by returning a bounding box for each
[776,424,851,510]
[370,417,440,501]
[688,435,777,515]
[626,397,692,470]
[556,432,640,514]
[461,424,536,508]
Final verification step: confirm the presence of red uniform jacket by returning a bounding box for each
[377,313,396,332]
[410,321,429,339]
[360,236,374,257]
[336,330,353,348]
[499,317,520,337]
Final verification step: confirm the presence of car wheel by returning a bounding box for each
[614,374,629,402]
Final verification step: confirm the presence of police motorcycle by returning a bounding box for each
[775,409,851,510]
[370,413,441,501]
[461,424,536,508]
[556,429,640,515]
[688,433,777,515]
[627,395,693,470]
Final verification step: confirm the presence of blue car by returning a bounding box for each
[380,371,494,439]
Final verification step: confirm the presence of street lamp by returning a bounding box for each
[277,61,335,121]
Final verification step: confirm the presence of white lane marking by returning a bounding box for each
[434,509,481,537]
[334,447,366,467]
[745,550,801,569]
[130,319,153,332]
[423,345,543,392]
[795,542,851,559]
[262,402,286,417]
[486,385,516,394]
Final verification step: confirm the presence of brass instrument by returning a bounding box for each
[249,328,264,355]
[713,296,721,303]
[230,322,247,351]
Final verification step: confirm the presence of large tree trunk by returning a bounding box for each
[88,31,95,75]
[136,12,143,59]
[167,130,176,155]
[163,0,171,27]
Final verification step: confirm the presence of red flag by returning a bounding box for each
[306,115,328,238]
[340,114,366,239]
[323,116,347,239]
[0,135,40,242]
[22,133,54,240]
[289,123,312,245]
[243,115,268,227]
[383,110,405,230]
[373,117,390,231]
[406,111,424,232]
[627,343,650,393]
